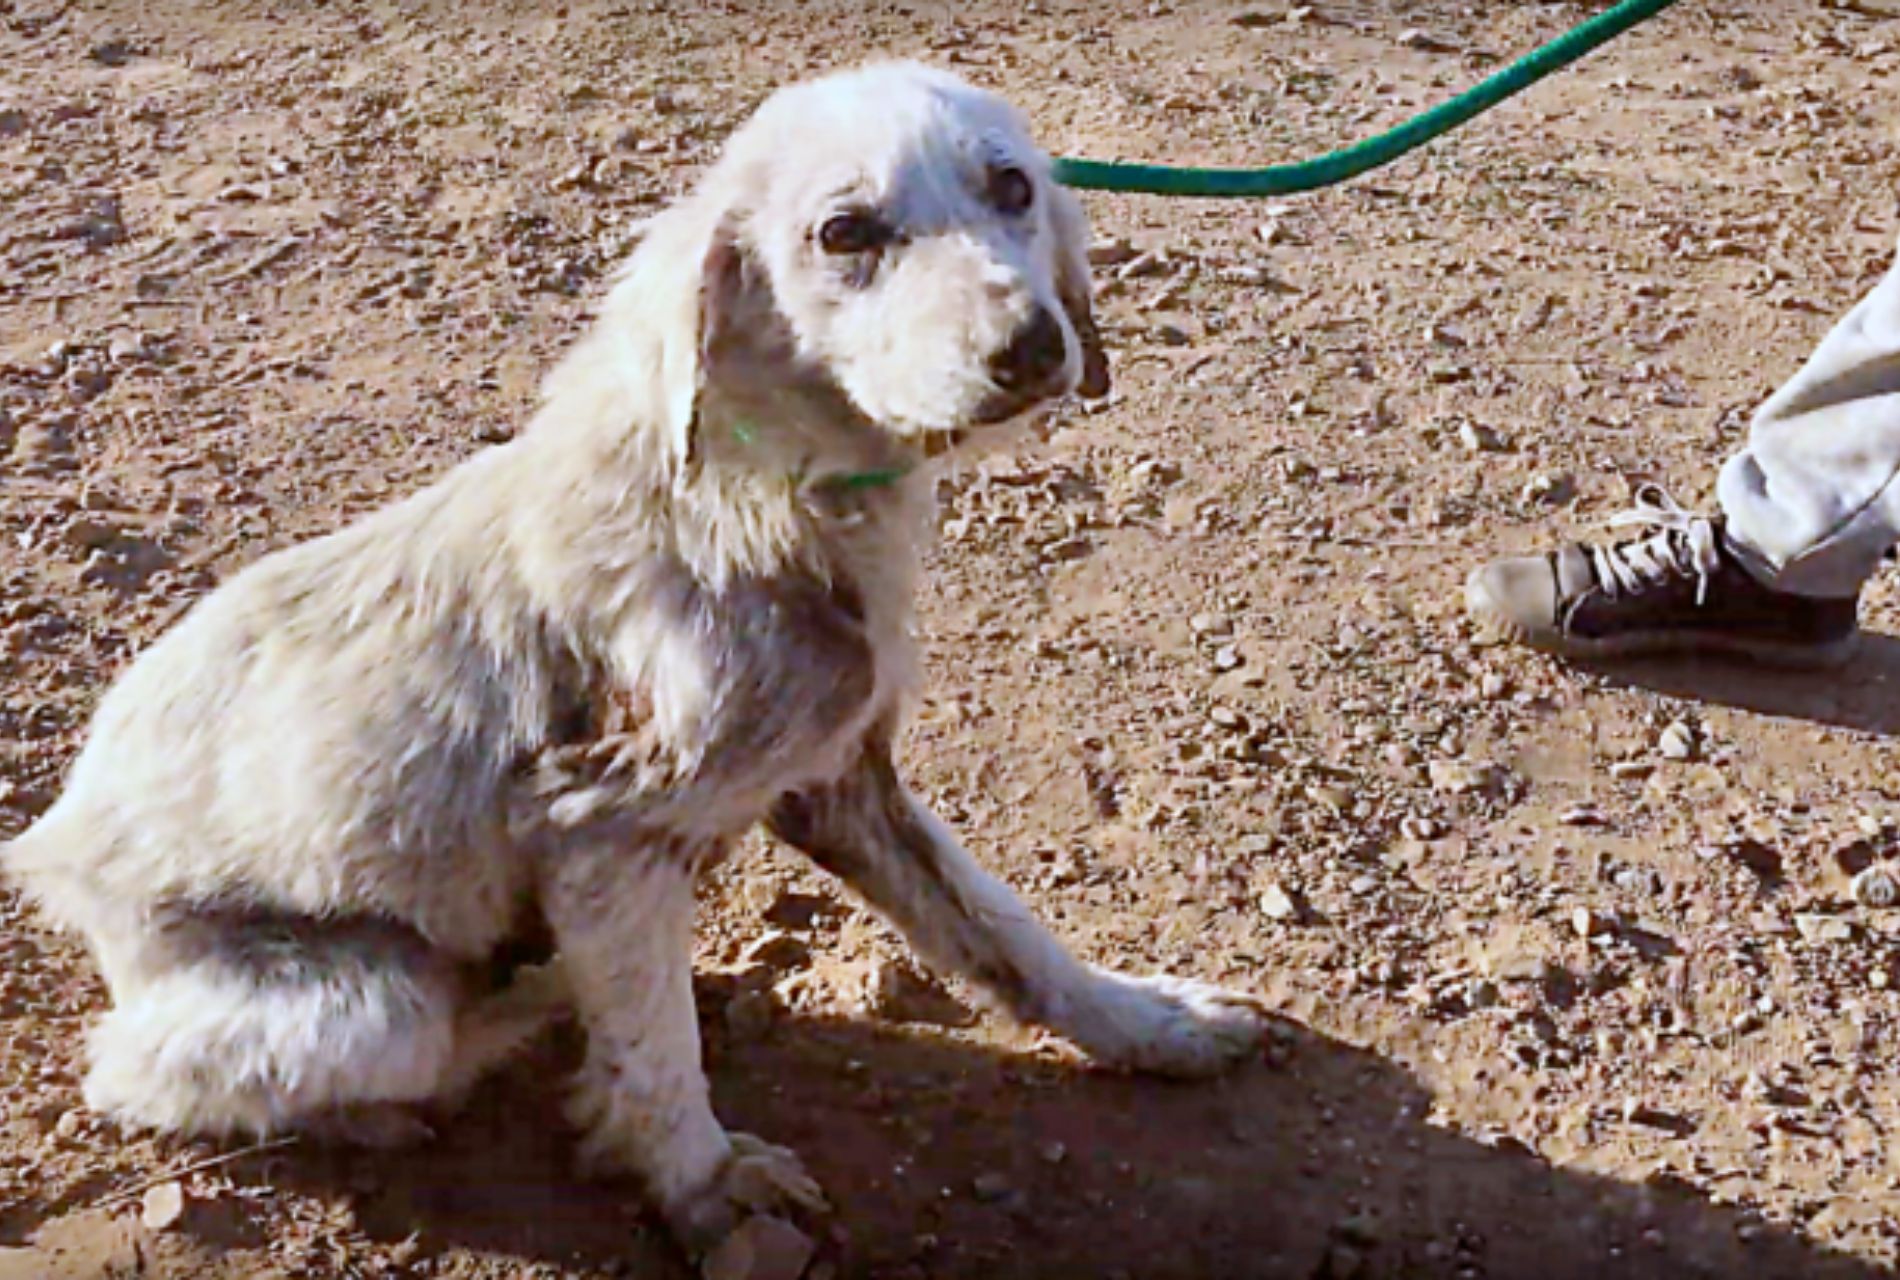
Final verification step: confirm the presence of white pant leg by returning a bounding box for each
[1718,244,1900,598]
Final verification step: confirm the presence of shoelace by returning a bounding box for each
[1591,484,1723,605]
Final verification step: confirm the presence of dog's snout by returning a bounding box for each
[988,307,1069,394]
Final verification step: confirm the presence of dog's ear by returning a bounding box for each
[678,214,766,471]
[1047,183,1111,400]
[696,221,765,374]
[677,222,746,470]
[583,200,762,475]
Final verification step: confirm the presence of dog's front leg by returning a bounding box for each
[538,842,826,1254]
[769,734,1268,1077]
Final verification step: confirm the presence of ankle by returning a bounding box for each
[1721,527,1867,603]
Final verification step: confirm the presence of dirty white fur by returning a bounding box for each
[4,62,1263,1254]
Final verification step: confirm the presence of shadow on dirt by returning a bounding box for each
[1587,630,1900,738]
[15,981,1884,1280]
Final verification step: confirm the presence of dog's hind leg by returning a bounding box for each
[81,903,497,1144]
[536,839,826,1255]
[769,729,1269,1078]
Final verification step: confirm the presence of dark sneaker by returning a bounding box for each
[1465,485,1860,667]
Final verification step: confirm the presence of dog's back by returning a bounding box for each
[4,444,561,947]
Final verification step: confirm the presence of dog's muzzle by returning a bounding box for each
[972,306,1071,424]
[990,307,1069,395]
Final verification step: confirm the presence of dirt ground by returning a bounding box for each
[5,1,1900,1276]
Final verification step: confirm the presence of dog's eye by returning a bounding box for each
[818,211,893,255]
[987,165,1034,216]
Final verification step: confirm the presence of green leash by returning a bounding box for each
[1051,0,1683,198]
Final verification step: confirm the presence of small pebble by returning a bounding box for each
[1306,784,1348,813]
[1612,867,1662,896]
[1794,913,1855,945]
[140,1182,187,1232]
[1620,1099,1689,1132]
[1851,864,1899,909]
[1716,838,1784,882]
[1428,759,1504,796]
[740,931,811,972]
[701,1215,815,1280]
[1657,720,1697,761]
[90,38,136,66]
[1116,250,1170,280]
[1456,422,1504,453]
[63,518,121,551]
[971,1172,1012,1203]
[1258,880,1302,922]
[1398,27,1458,52]
[762,890,835,931]
[1572,907,1612,939]
[1521,472,1575,506]
[859,958,970,1027]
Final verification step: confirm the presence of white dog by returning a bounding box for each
[5,62,1266,1255]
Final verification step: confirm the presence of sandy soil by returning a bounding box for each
[5,1,1900,1276]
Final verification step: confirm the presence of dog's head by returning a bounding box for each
[604,62,1108,473]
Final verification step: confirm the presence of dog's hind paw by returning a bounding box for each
[1071,970,1271,1079]
[665,1132,830,1257]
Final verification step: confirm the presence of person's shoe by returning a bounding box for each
[1465,485,1860,667]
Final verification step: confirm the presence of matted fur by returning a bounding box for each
[4,61,1263,1254]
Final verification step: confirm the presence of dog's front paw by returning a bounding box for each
[664,1132,830,1258]
[1071,970,1270,1079]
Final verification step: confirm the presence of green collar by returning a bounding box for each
[730,419,912,492]
[825,467,910,491]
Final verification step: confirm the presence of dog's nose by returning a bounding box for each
[989,307,1069,394]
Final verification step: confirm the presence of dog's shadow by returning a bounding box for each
[145,982,1880,1280]
[1584,629,1900,737]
